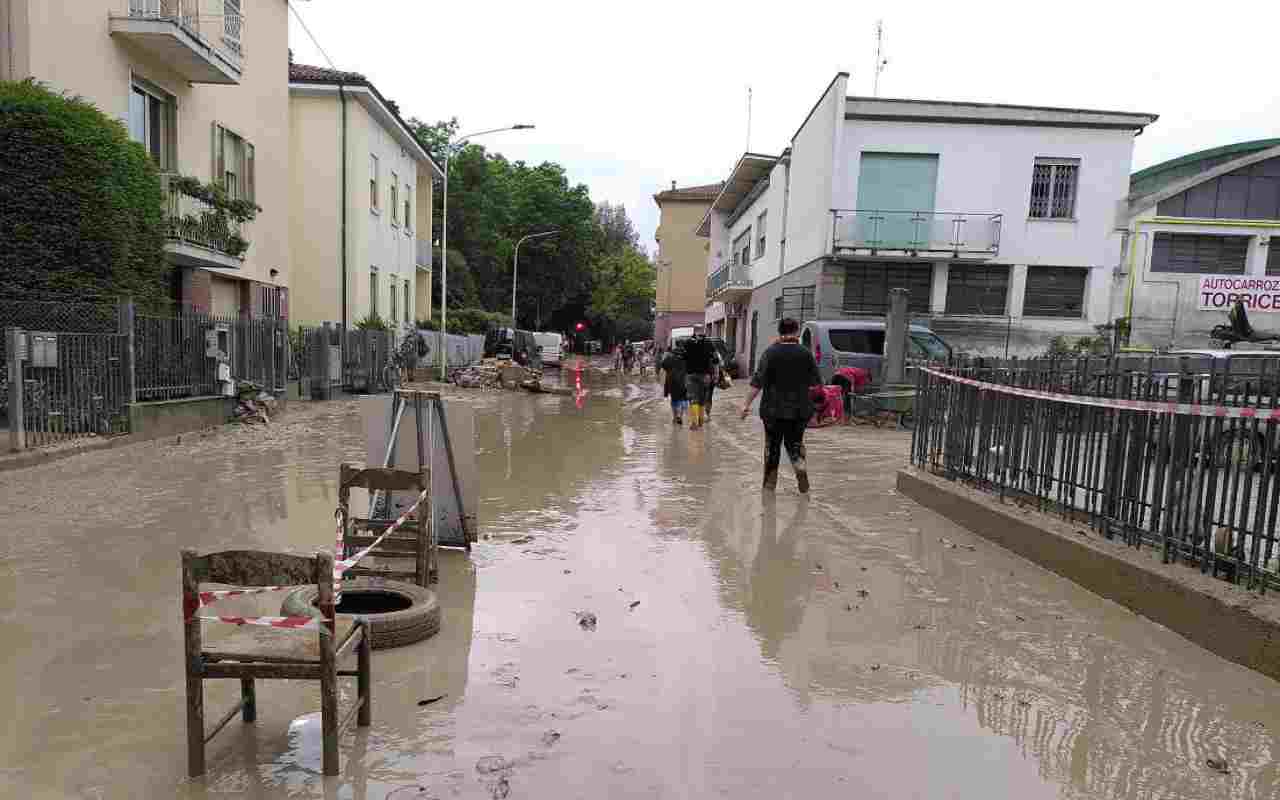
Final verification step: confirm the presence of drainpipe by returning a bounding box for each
[778,151,791,281]
[339,81,348,334]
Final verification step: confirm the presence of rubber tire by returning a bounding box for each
[281,578,440,650]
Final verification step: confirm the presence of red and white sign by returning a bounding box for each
[1198,276,1280,312]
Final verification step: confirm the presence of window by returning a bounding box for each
[129,80,175,171]
[1268,242,1280,276]
[1024,266,1088,317]
[1151,233,1249,274]
[390,276,398,322]
[842,263,932,314]
[403,281,411,323]
[946,264,1010,315]
[370,155,379,211]
[756,211,767,259]
[390,172,399,226]
[1029,158,1079,219]
[733,229,752,267]
[829,329,885,354]
[776,285,815,321]
[213,124,254,201]
[404,187,412,233]
[369,268,379,318]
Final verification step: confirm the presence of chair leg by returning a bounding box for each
[320,661,339,776]
[240,677,256,723]
[186,673,205,778]
[357,623,372,727]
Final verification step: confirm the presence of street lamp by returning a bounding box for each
[439,124,534,379]
[512,230,558,329]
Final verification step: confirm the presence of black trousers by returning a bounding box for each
[763,416,809,474]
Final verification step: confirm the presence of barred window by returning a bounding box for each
[1268,241,1280,276]
[1029,158,1079,219]
[1151,233,1249,274]
[842,263,932,315]
[776,285,815,321]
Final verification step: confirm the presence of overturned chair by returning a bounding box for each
[181,549,371,777]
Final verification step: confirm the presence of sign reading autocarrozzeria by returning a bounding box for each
[1198,275,1280,312]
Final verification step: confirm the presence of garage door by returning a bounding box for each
[842,263,932,315]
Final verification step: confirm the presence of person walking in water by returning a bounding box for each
[740,318,823,493]
[659,343,689,425]
[682,328,716,430]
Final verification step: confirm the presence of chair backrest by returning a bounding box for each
[184,549,323,587]
[339,463,428,493]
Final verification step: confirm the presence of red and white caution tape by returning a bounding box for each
[190,489,429,633]
[922,367,1280,420]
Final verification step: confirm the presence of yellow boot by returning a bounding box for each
[689,403,703,429]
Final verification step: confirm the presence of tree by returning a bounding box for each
[588,248,655,342]
[595,201,641,255]
[0,79,169,308]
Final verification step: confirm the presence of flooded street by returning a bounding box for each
[2,367,1279,799]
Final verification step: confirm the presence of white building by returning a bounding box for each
[699,73,1157,370]
[1121,139,1280,349]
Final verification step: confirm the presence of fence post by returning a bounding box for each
[120,299,137,404]
[6,328,24,451]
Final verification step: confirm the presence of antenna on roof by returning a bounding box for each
[873,20,889,97]
[746,86,753,152]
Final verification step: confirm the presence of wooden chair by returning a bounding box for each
[338,464,435,586]
[181,549,371,777]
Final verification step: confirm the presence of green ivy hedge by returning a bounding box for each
[0,79,169,308]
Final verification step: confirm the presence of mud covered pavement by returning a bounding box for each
[2,368,1279,799]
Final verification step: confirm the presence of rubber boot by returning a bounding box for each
[794,458,810,494]
[762,468,778,491]
[689,403,703,430]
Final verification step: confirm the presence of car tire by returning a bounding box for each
[281,577,440,650]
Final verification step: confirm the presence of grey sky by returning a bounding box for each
[288,0,1280,255]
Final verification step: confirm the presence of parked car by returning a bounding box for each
[484,327,539,362]
[799,320,952,384]
[534,332,564,366]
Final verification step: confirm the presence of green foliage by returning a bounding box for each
[169,174,260,257]
[417,307,511,335]
[0,79,169,309]
[1045,334,1110,357]
[354,313,390,331]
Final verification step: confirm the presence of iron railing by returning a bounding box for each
[162,174,247,259]
[706,262,753,299]
[832,210,1002,256]
[125,0,244,61]
[13,332,131,447]
[134,312,285,401]
[912,355,1280,591]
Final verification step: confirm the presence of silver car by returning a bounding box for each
[799,320,951,383]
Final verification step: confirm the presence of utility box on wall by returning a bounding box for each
[28,332,58,368]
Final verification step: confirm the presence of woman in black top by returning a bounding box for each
[739,318,823,492]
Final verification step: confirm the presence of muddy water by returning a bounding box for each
[2,372,1278,799]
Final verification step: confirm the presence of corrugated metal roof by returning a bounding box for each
[1130,139,1280,200]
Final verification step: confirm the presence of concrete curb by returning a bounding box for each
[896,467,1280,683]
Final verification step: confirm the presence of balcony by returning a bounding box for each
[416,239,432,270]
[707,262,753,304]
[831,210,1001,259]
[110,1,244,85]
[161,174,246,270]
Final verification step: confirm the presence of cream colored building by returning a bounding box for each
[652,181,721,344]
[287,63,440,330]
[1,0,292,317]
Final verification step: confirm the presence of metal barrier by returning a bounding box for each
[134,313,286,401]
[7,329,130,448]
[912,356,1280,591]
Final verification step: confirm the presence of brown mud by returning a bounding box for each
[1,363,1278,798]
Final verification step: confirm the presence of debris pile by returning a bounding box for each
[231,381,277,425]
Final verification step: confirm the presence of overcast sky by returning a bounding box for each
[288,0,1280,254]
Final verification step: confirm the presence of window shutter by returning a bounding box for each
[246,142,255,202]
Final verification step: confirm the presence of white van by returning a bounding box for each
[534,332,564,365]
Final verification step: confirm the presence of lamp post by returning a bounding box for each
[438,124,534,379]
[512,230,558,329]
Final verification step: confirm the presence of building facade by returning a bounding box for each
[287,63,440,330]
[1121,140,1280,348]
[653,182,720,344]
[699,73,1157,369]
[2,0,292,317]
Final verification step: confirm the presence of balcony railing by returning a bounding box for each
[707,262,753,299]
[831,210,1002,257]
[111,1,244,84]
[162,174,247,265]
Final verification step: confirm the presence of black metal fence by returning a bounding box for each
[134,313,286,401]
[16,332,131,447]
[912,355,1280,592]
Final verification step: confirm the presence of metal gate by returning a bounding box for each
[13,331,131,447]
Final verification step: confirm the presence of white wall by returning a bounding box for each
[784,74,847,272]
[838,119,1135,270]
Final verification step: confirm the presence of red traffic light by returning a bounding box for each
[575,322,586,332]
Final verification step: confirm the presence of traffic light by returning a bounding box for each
[575,321,586,332]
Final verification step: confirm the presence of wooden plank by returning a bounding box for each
[341,466,427,492]
[203,699,247,743]
[204,662,324,680]
[182,549,206,778]
[338,696,365,735]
